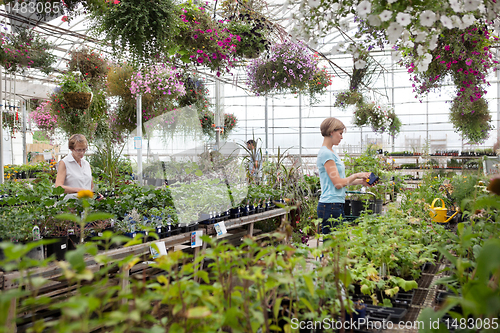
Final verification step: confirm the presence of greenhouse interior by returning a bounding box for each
[1,0,500,332]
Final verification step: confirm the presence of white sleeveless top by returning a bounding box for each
[60,153,92,199]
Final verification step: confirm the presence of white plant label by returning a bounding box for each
[32,226,40,241]
[150,242,167,259]
[214,222,227,237]
[191,230,203,248]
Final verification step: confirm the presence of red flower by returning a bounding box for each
[61,16,68,22]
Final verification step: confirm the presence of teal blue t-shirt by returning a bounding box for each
[316,146,346,203]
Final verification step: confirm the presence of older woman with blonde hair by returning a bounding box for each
[55,134,94,199]
[317,117,374,234]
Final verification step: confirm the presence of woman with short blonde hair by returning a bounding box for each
[316,117,374,234]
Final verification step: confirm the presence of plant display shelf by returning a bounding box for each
[2,208,288,332]
[203,208,287,236]
[1,231,196,332]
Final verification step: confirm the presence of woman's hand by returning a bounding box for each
[356,172,372,179]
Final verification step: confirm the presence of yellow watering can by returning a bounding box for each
[429,198,459,224]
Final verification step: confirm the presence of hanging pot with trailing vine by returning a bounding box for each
[59,72,93,109]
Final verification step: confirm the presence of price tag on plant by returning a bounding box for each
[191,230,203,248]
[214,222,227,237]
[134,136,142,149]
[150,242,167,259]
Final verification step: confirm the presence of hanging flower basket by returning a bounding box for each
[63,92,93,110]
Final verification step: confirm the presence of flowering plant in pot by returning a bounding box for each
[307,66,333,104]
[226,13,270,59]
[29,101,58,136]
[449,96,492,144]
[334,52,374,108]
[0,29,56,75]
[68,47,109,83]
[246,40,324,99]
[198,109,238,139]
[129,63,186,99]
[353,101,402,137]
[174,1,238,75]
[108,63,185,135]
[177,74,209,110]
[130,63,186,125]
[59,71,93,109]
[334,90,364,108]
[1,109,22,138]
[401,25,497,143]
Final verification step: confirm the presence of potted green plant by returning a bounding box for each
[59,71,93,109]
[226,16,270,59]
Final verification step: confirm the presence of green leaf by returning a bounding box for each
[437,246,457,267]
[338,270,352,287]
[360,284,371,295]
[185,306,211,318]
[55,213,80,223]
[303,275,315,297]
[194,169,203,177]
[300,297,315,313]
[475,239,500,283]
[222,307,240,327]
[418,307,454,332]
[194,270,209,284]
[403,280,418,292]
[85,212,114,223]
[273,297,282,321]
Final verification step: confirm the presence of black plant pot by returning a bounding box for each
[344,199,351,216]
[68,234,80,251]
[350,200,364,216]
[373,199,383,214]
[229,207,240,218]
[44,236,68,261]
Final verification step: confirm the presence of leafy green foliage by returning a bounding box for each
[91,0,177,63]
[59,71,92,94]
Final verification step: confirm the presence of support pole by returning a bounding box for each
[299,93,302,157]
[264,95,268,153]
[10,74,14,164]
[391,55,395,153]
[137,94,142,185]
[360,127,363,152]
[426,95,429,147]
[0,66,3,184]
[497,61,500,144]
[215,79,221,149]
[22,100,26,165]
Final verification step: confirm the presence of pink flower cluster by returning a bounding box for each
[29,101,57,133]
[130,64,186,98]
[178,5,238,76]
[187,29,237,73]
[408,27,499,104]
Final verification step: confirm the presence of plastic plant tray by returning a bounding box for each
[365,304,407,323]
[392,291,415,308]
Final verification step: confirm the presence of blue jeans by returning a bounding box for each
[317,202,344,235]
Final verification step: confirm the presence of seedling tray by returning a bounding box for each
[392,291,415,308]
[365,304,407,323]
